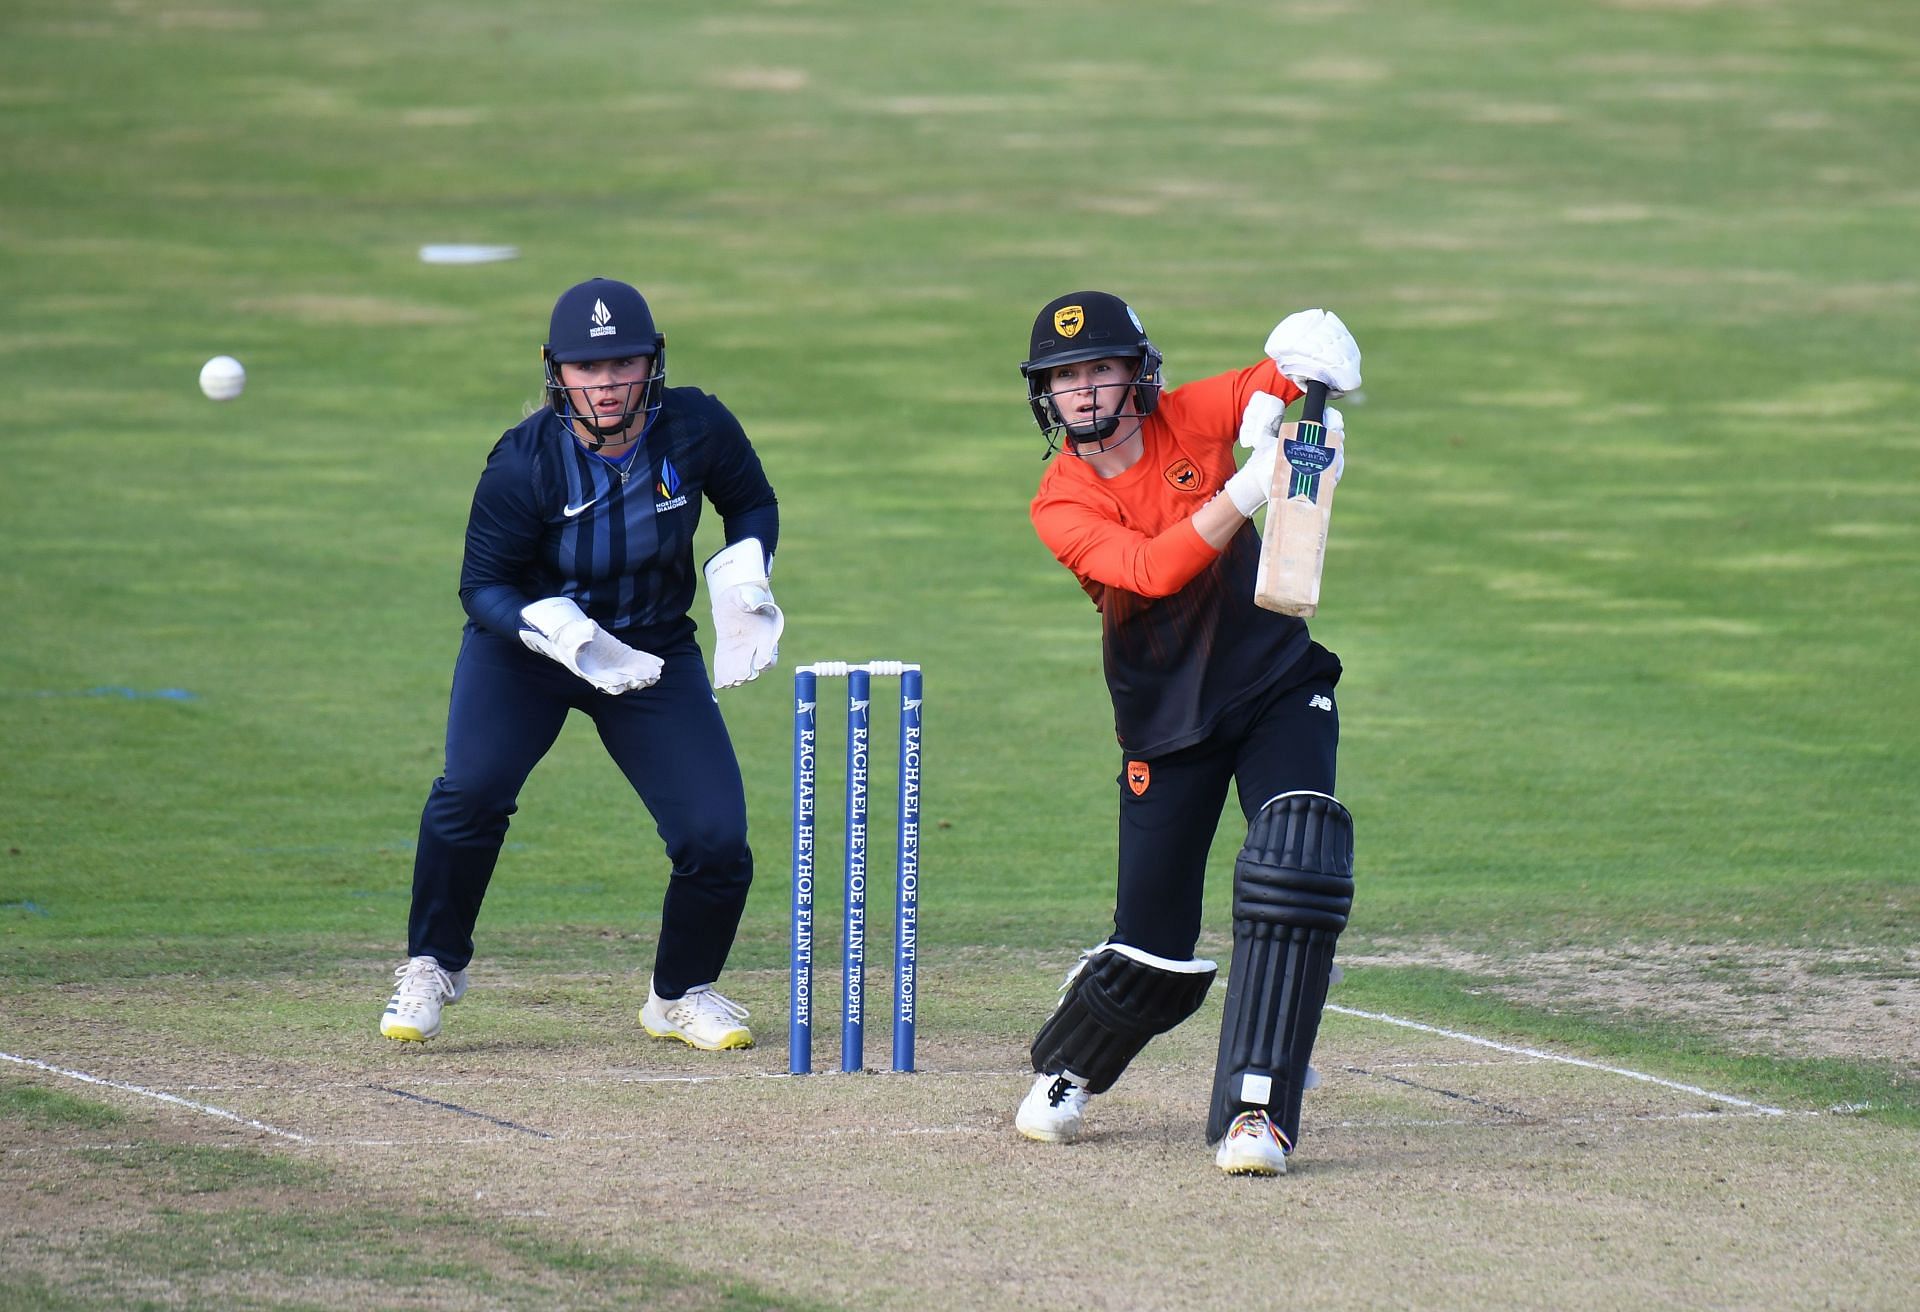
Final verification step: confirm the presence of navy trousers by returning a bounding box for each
[1110,646,1341,961]
[408,626,752,995]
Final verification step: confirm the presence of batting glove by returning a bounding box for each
[704,538,784,690]
[1264,308,1362,396]
[1224,440,1282,517]
[1237,390,1289,449]
[1224,404,1347,516]
[518,596,664,695]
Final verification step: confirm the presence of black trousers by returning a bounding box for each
[1110,647,1340,961]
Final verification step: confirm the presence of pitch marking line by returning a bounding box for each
[1,1050,311,1143]
[369,1084,553,1138]
[1326,1005,1790,1115]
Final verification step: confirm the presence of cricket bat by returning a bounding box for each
[1254,380,1341,617]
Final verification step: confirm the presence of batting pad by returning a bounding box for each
[1030,943,1217,1094]
[1207,791,1354,1145]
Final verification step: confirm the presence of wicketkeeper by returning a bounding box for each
[1012,291,1363,1176]
[381,277,784,1051]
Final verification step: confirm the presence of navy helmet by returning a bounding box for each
[1019,290,1163,457]
[542,278,668,444]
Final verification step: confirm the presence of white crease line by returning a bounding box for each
[174,1068,1034,1092]
[1325,1005,1790,1115]
[1,1051,311,1142]
[256,1123,998,1149]
[236,1106,1809,1152]
[1365,1057,1545,1071]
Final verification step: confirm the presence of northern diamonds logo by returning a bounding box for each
[1054,304,1084,338]
[589,298,616,338]
[1309,694,1334,712]
[655,456,688,511]
[562,496,601,518]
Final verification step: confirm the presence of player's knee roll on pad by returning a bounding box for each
[1030,942,1217,1094]
[1207,791,1354,1146]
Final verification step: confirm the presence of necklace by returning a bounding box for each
[590,438,645,485]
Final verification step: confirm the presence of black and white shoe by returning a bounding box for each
[1015,1072,1092,1143]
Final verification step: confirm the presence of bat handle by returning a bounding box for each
[1300,380,1330,431]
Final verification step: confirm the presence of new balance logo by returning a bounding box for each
[1309,694,1334,712]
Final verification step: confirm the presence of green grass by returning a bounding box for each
[0,1084,127,1131]
[2,0,1917,1303]
[1337,968,1919,1129]
[0,1105,819,1312]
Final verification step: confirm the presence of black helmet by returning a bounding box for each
[542,278,668,445]
[1018,291,1163,456]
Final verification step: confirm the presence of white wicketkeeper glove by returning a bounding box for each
[704,538,784,689]
[1264,308,1363,396]
[1223,402,1346,517]
[518,596,664,695]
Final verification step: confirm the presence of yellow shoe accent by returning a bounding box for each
[641,1015,754,1051]
[638,984,754,1051]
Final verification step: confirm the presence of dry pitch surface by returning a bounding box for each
[4,964,1915,1311]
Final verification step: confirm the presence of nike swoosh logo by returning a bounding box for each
[563,498,600,518]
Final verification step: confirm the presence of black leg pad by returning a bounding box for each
[1207,791,1354,1145]
[1030,943,1218,1094]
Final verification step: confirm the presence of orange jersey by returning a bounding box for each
[1031,359,1317,754]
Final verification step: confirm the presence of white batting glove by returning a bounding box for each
[704,538,785,689]
[1322,404,1347,489]
[1224,440,1281,517]
[1264,308,1362,396]
[519,596,664,695]
[1237,390,1288,450]
[1225,404,1348,515]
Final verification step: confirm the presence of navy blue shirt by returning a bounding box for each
[459,387,779,648]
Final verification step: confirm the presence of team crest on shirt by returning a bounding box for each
[1164,458,1199,492]
[655,457,688,512]
[1126,760,1150,796]
[1054,305,1084,338]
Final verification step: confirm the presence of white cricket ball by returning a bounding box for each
[199,355,246,401]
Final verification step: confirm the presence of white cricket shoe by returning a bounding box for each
[380,956,468,1042]
[1215,1109,1289,1176]
[640,983,754,1051]
[1016,1073,1092,1143]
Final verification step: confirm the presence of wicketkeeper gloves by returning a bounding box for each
[1264,308,1363,396]
[704,538,785,689]
[518,596,665,694]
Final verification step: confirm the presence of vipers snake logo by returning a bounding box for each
[1053,304,1084,338]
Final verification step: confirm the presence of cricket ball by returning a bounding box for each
[199,355,246,401]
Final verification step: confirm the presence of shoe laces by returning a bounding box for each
[672,986,749,1026]
[1229,1110,1290,1153]
[1046,1075,1089,1111]
[393,956,456,1001]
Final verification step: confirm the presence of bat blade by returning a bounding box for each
[1254,381,1338,617]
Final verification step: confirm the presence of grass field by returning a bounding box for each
[3,1,1917,1308]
